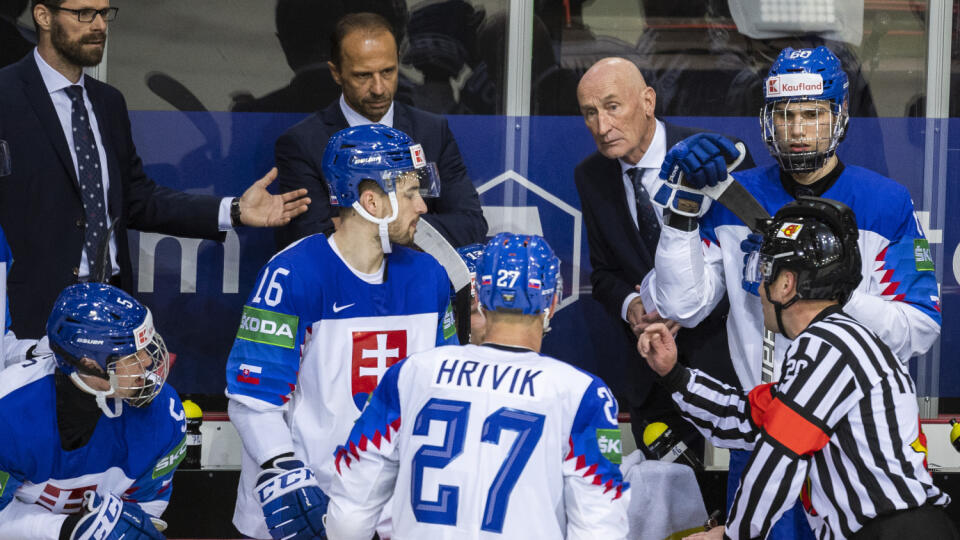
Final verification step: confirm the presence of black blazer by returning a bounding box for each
[0,54,224,338]
[574,121,754,405]
[274,100,487,249]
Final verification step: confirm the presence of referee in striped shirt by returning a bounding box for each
[639,197,956,540]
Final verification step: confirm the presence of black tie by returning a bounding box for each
[626,167,660,253]
[65,85,110,281]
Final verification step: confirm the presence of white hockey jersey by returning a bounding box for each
[651,164,941,389]
[225,234,458,538]
[0,356,187,540]
[326,343,630,540]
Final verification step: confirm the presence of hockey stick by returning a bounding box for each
[699,143,769,235]
[698,143,777,383]
[413,219,473,345]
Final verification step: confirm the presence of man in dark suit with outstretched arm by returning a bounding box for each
[574,57,753,455]
[273,12,487,250]
[0,0,311,339]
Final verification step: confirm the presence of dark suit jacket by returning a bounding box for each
[0,54,224,338]
[274,100,487,249]
[574,121,754,407]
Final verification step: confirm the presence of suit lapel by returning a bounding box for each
[322,100,348,131]
[603,157,652,264]
[392,103,411,134]
[19,57,80,192]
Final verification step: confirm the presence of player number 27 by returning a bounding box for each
[411,398,544,533]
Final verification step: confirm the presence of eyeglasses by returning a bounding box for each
[47,6,119,23]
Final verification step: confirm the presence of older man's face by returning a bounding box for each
[577,68,656,164]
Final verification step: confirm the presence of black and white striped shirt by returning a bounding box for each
[662,305,949,539]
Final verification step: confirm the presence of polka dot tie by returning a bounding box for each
[626,167,661,254]
[65,85,109,280]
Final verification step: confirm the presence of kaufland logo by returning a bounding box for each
[765,73,824,98]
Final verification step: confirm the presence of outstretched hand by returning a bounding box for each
[637,323,678,376]
[238,168,311,227]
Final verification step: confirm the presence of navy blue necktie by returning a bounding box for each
[626,167,660,253]
[65,85,110,280]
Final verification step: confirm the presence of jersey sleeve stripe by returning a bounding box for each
[564,437,627,500]
[334,360,406,475]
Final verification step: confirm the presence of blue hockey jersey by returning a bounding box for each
[0,356,186,539]
[652,164,941,388]
[326,343,630,540]
[225,234,458,538]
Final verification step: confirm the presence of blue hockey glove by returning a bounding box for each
[659,133,740,189]
[741,233,764,296]
[69,491,165,540]
[256,458,329,540]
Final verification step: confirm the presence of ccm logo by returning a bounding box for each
[256,467,314,503]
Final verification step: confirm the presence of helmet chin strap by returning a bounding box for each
[352,191,400,254]
[69,372,123,418]
[764,282,801,340]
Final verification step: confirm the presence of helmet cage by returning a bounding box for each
[761,97,848,173]
[47,283,170,413]
[761,46,850,173]
[106,332,170,408]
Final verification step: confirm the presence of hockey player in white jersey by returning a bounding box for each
[645,46,941,540]
[0,282,182,540]
[326,233,630,540]
[226,124,459,540]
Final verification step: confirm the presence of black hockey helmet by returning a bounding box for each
[759,196,862,304]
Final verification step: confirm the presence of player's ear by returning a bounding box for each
[357,187,382,218]
[76,357,107,378]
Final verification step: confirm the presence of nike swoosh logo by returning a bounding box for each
[332,302,355,313]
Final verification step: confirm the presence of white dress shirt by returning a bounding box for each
[33,49,233,281]
[616,119,667,321]
[339,94,395,128]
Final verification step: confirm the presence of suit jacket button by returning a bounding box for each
[76,219,84,228]
[72,267,80,276]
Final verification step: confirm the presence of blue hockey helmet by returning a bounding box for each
[477,233,560,316]
[761,46,849,173]
[456,243,484,299]
[47,283,169,412]
[321,124,441,208]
